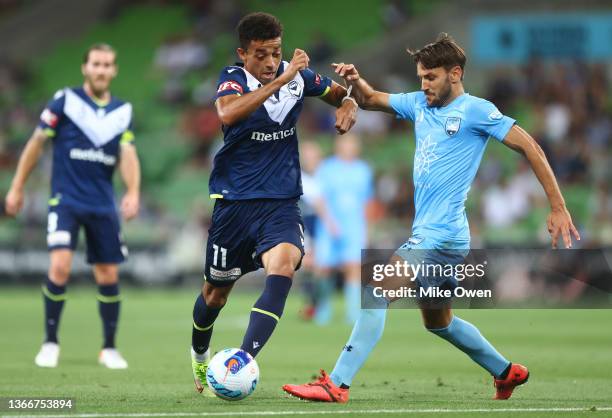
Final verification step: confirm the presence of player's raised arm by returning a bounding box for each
[215,48,309,126]
[332,63,394,113]
[502,124,580,249]
[5,127,49,216]
[118,138,140,221]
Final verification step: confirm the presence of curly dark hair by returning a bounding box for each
[237,12,283,50]
[408,33,466,76]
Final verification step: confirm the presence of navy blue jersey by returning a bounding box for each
[38,87,134,212]
[209,62,332,200]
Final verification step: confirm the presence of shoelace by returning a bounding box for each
[307,370,330,386]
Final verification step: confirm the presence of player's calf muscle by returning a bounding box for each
[203,282,233,308]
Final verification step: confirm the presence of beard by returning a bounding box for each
[428,79,453,107]
[86,76,109,97]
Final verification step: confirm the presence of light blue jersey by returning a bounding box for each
[389,92,515,245]
[315,156,373,266]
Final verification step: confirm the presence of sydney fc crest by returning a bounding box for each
[445,117,461,136]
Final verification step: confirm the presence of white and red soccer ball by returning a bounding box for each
[206,348,259,401]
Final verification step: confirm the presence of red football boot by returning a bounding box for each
[493,363,529,400]
[282,370,349,403]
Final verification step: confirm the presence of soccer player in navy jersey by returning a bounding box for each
[283,34,580,402]
[5,44,140,369]
[190,12,358,393]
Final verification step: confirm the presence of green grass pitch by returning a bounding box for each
[1,287,611,418]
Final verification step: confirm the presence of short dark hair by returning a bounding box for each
[83,43,116,64]
[408,33,466,75]
[237,12,283,50]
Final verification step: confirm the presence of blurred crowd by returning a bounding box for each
[0,0,610,260]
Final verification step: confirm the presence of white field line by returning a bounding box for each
[3,406,612,418]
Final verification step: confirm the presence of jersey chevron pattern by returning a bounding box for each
[38,87,133,212]
[209,61,332,200]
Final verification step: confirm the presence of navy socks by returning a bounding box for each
[241,275,292,357]
[192,293,223,354]
[98,284,121,349]
[42,278,66,343]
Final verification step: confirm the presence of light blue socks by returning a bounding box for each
[330,285,388,386]
[428,316,510,377]
[314,278,334,325]
[344,281,361,324]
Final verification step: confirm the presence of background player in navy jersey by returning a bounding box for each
[5,43,140,369]
[283,34,580,402]
[190,12,358,393]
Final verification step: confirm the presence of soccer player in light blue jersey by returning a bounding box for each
[284,33,580,402]
[313,134,373,325]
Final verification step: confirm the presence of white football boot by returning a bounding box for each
[35,342,60,368]
[98,348,128,369]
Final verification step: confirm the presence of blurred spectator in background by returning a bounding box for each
[313,134,373,325]
[308,31,336,67]
[381,0,409,31]
[154,32,209,104]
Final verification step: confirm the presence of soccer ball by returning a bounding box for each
[206,348,259,401]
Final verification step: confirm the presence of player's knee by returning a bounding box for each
[268,264,296,278]
[266,257,299,278]
[49,263,71,284]
[204,289,230,308]
[93,265,119,285]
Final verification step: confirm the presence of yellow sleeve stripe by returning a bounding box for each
[97,294,122,303]
[42,285,67,302]
[319,86,331,97]
[43,128,56,138]
[48,197,60,206]
[210,194,224,199]
[193,321,214,332]
[251,307,279,322]
[120,130,135,144]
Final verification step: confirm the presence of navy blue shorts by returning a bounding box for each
[47,203,126,264]
[204,198,305,287]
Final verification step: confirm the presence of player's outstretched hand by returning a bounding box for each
[280,49,309,83]
[5,187,24,216]
[121,192,139,221]
[547,206,580,249]
[332,63,360,82]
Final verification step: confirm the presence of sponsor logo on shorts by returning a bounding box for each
[47,231,71,246]
[210,266,242,281]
